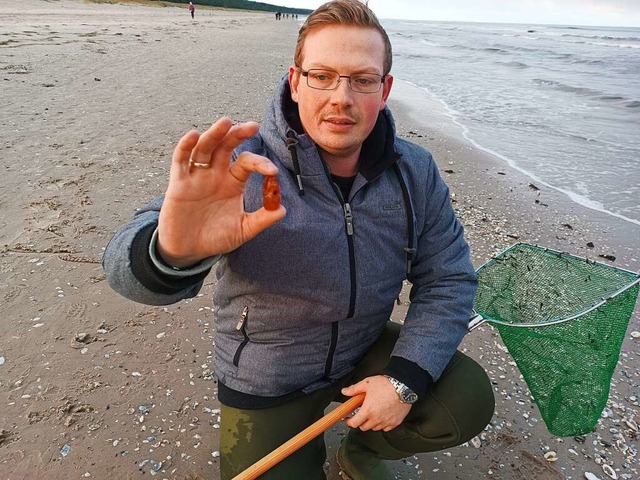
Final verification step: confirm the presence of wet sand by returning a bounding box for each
[0,1,638,479]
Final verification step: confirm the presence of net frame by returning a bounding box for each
[469,243,640,330]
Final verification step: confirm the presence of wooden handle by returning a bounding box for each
[231,393,365,480]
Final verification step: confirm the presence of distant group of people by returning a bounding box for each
[275,12,298,20]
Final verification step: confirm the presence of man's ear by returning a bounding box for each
[379,74,393,110]
[289,66,300,103]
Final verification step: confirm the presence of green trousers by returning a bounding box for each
[220,322,495,479]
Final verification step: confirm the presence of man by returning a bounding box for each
[103,1,494,478]
[188,1,195,19]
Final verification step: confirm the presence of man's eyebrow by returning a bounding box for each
[305,64,382,74]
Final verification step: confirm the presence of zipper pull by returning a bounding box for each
[236,306,248,331]
[343,203,354,236]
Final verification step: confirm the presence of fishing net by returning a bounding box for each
[473,243,640,436]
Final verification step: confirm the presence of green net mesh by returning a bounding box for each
[473,244,640,436]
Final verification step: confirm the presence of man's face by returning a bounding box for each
[289,25,393,161]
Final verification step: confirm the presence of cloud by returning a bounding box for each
[369,0,640,26]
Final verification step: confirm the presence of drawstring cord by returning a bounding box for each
[393,163,416,276]
[286,130,305,196]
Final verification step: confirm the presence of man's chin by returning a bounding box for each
[318,143,358,159]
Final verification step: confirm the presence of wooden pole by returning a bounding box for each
[231,393,365,480]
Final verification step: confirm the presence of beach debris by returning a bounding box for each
[444,169,455,174]
[470,436,482,448]
[623,418,638,432]
[629,331,640,339]
[150,461,162,475]
[598,254,616,262]
[602,464,618,479]
[0,356,5,366]
[528,183,540,190]
[562,223,574,229]
[587,242,595,248]
[544,451,558,462]
[60,444,71,457]
[0,430,14,446]
[497,171,506,175]
[585,473,601,480]
[94,77,101,81]
[75,332,90,343]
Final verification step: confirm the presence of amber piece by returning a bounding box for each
[263,175,281,210]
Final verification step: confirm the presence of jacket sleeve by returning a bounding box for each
[102,196,211,306]
[391,149,478,383]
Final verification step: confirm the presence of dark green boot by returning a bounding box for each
[336,431,394,480]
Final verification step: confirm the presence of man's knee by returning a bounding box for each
[380,352,494,454]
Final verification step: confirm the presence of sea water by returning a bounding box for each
[384,20,640,226]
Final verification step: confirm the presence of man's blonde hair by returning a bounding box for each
[294,0,392,75]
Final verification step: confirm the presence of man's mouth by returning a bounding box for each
[324,117,356,126]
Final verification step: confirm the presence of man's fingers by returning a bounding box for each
[190,119,259,167]
[172,130,201,170]
[218,121,261,157]
[229,151,279,183]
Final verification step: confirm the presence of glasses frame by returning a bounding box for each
[298,68,386,94]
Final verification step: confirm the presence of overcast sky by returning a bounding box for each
[270,0,640,27]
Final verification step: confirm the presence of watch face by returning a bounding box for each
[403,390,419,404]
[386,376,418,404]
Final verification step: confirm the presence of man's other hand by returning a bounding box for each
[341,375,412,432]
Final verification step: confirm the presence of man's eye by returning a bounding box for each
[354,77,374,85]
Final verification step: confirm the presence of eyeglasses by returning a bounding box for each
[299,68,385,94]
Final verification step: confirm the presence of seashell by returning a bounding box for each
[470,436,481,448]
[630,331,640,338]
[623,419,638,432]
[602,464,617,479]
[544,451,558,462]
[584,472,601,480]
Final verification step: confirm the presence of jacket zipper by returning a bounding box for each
[320,170,359,377]
[342,202,357,318]
[233,306,250,367]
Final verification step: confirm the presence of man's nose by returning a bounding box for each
[330,78,354,104]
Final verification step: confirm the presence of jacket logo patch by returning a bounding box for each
[383,204,402,211]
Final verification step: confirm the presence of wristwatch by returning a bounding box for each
[384,376,419,404]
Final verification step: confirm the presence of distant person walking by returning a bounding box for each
[188,2,195,19]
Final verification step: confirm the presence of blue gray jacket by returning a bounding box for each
[103,77,477,406]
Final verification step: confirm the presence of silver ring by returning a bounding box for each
[189,160,211,169]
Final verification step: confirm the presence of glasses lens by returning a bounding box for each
[306,70,339,90]
[350,74,382,93]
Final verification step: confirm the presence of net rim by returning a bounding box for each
[470,243,640,330]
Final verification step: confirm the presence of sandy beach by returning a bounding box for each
[1,1,638,479]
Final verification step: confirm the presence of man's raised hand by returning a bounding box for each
[157,117,286,268]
